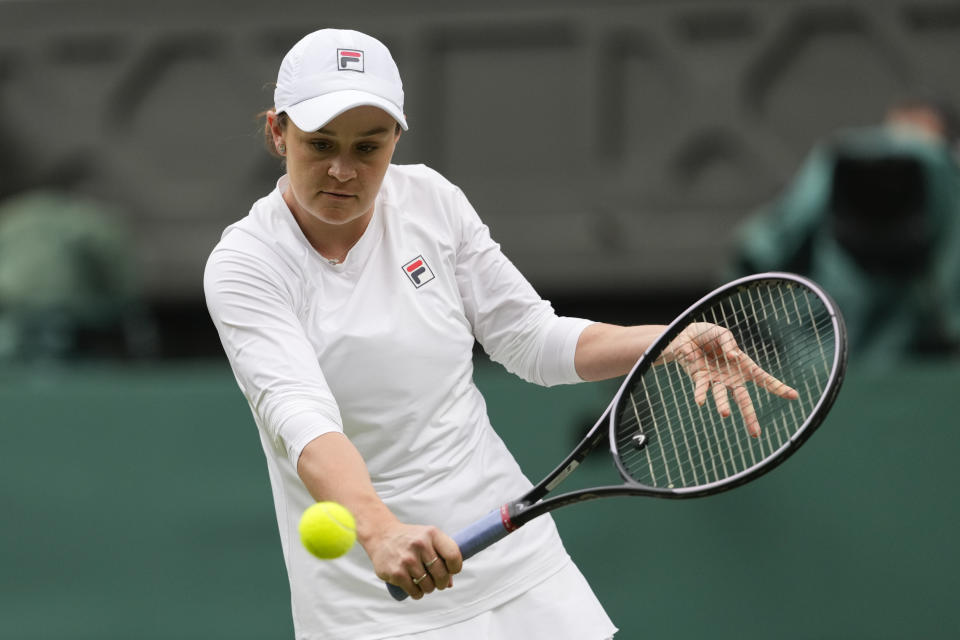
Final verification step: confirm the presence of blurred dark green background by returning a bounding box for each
[2,358,957,639]
[2,1,960,637]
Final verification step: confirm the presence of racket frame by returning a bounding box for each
[387,272,847,601]
[507,272,847,524]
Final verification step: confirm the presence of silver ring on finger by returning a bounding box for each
[424,556,439,568]
[412,572,428,586]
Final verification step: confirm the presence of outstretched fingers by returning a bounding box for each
[732,385,761,437]
[721,348,797,399]
[710,381,732,417]
[679,326,798,439]
[754,367,799,400]
[693,371,711,406]
[703,350,798,437]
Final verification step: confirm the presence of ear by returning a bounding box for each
[267,110,286,146]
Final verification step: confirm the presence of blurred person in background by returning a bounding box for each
[730,94,960,365]
[884,95,960,155]
[0,190,155,361]
[204,28,796,640]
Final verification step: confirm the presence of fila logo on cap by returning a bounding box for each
[338,48,364,72]
[402,255,435,288]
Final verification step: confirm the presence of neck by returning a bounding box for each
[283,189,372,264]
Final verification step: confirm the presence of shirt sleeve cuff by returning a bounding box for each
[537,316,594,387]
[277,411,344,469]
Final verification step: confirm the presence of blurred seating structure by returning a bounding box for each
[731,105,960,363]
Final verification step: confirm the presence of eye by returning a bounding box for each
[310,139,333,152]
[357,143,379,153]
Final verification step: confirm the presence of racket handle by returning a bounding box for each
[387,506,512,601]
[387,582,409,600]
[452,506,512,561]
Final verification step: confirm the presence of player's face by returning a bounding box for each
[280,106,400,232]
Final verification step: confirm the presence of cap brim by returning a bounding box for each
[284,90,408,132]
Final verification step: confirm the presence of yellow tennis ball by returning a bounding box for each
[298,501,357,559]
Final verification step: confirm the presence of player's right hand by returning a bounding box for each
[367,522,463,599]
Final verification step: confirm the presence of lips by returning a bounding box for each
[320,190,357,199]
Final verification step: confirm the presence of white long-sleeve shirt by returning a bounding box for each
[204,164,593,639]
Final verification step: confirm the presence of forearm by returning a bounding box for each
[296,432,398,552]
[297,431,463,598]
[574,322,668,381]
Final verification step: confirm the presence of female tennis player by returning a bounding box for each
[204,28,795,640]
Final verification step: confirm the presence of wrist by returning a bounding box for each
[355,506,401,552]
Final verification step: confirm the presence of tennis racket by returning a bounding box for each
[387,272,847,601]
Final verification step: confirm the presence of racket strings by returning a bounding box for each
[614,283,837,489]
[619,303,831,486]
[637,325,830,484]
[618,349,826,488]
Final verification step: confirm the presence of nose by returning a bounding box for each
[328,154,357,182]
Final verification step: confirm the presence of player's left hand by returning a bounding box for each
[662,322,799,437]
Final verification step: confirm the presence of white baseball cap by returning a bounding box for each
[274,29,408,132]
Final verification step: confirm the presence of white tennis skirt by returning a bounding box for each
[382,560,618,639]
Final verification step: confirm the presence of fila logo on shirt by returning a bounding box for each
[402,255,435,288]
[337,49,364,72]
